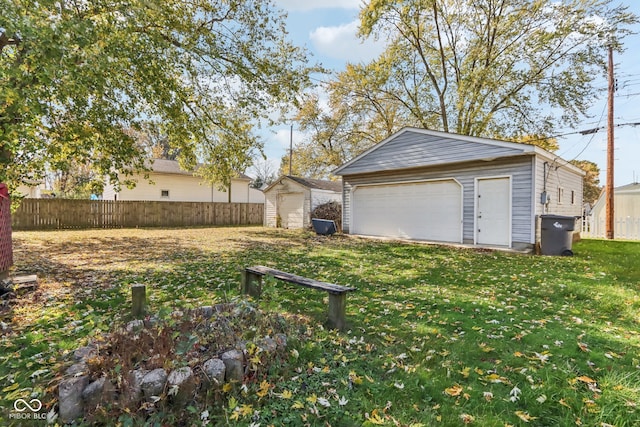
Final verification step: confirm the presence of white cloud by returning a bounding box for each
[273,0,361,12]
[274,127,305,150]
[310,20,386,63]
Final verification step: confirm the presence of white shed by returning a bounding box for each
[263,176,342,229]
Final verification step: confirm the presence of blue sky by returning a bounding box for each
[262,0,640,186]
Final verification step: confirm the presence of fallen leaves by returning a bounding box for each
[515,411,538,422]
[444,384,464,397]
[5,228,640,426]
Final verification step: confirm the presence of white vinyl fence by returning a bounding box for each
[582,216,640,240]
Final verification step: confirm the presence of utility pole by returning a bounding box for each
[606,44,615,239]
[288,124,293,176]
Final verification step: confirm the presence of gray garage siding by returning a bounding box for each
[533,156,584,217]
[342,156,535,246]
[337,131,528,176]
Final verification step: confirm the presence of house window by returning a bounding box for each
[571,190,576,205]
[161,190,170,198]
[557,187,564,204]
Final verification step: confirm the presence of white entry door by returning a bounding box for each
[476,177,511,246]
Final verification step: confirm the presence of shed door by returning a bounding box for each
[476,177,511,246]
[278,192,304,229]
[352,180,462,242]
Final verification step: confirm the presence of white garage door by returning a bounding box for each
[278,193,305,229]
[352,180,462,242]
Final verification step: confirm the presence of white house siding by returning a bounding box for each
[249,188,264,204]
[264,190,277,227]
[342,156,536,249]
[105,173,251,203]
[310,189,342,210]
[15,184,41,198]
[102,185,116,201]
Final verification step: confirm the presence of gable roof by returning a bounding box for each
[264,176,342,193]
[286,176,342,192]
[149,159,251,181]
[615,182,640,194]
[333,127,583,176]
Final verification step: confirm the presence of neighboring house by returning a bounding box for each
[102,159,264,203]
[589,182,640,240]
[334,127,585,251]
[15,182,42,198]
[263,176,342,229]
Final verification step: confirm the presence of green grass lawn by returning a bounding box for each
[1,227,639,426]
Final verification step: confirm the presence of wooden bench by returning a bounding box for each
[241,265,356,331]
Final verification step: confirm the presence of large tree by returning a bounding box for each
[570,159,602,205]
[289,0,636,177]
[1,0,312,193]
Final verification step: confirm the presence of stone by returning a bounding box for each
[195,306,214,319]
[259,336,277,354]
[232,302,258,320]
[65,362,89,377]
[73,345,96,361]
[274,333,287,350]
[59,375,89,423]
[140,368,167,398]
[221,350,244,382]
[214,303,236,313]
[126,369,148,404]
[167,367,195,400]
[125,319,144,333]
[203,358,225,386]
[167,367,194,388]
[82,377,115,409]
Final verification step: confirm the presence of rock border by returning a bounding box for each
[58,303,287,423]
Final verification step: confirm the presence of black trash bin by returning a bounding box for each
[540,214,576,256]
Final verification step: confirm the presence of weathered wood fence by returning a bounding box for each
[12,199,264,230]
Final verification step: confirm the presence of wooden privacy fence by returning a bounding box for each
[12,199,264,230]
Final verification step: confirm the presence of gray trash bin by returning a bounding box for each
[540,214,576,256]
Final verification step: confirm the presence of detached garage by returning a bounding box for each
[334,128,585,251]
[264,176,342,229]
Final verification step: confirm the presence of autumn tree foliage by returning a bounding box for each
[1,0,312,193]
[570,159,602,205]
[289,0,636,178]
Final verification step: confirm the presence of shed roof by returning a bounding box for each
[264,176,342,193]
[615,182,640,194]
[149,159,251,180]
[334,127,583,176]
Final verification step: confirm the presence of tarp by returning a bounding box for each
[0,183,13,273]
